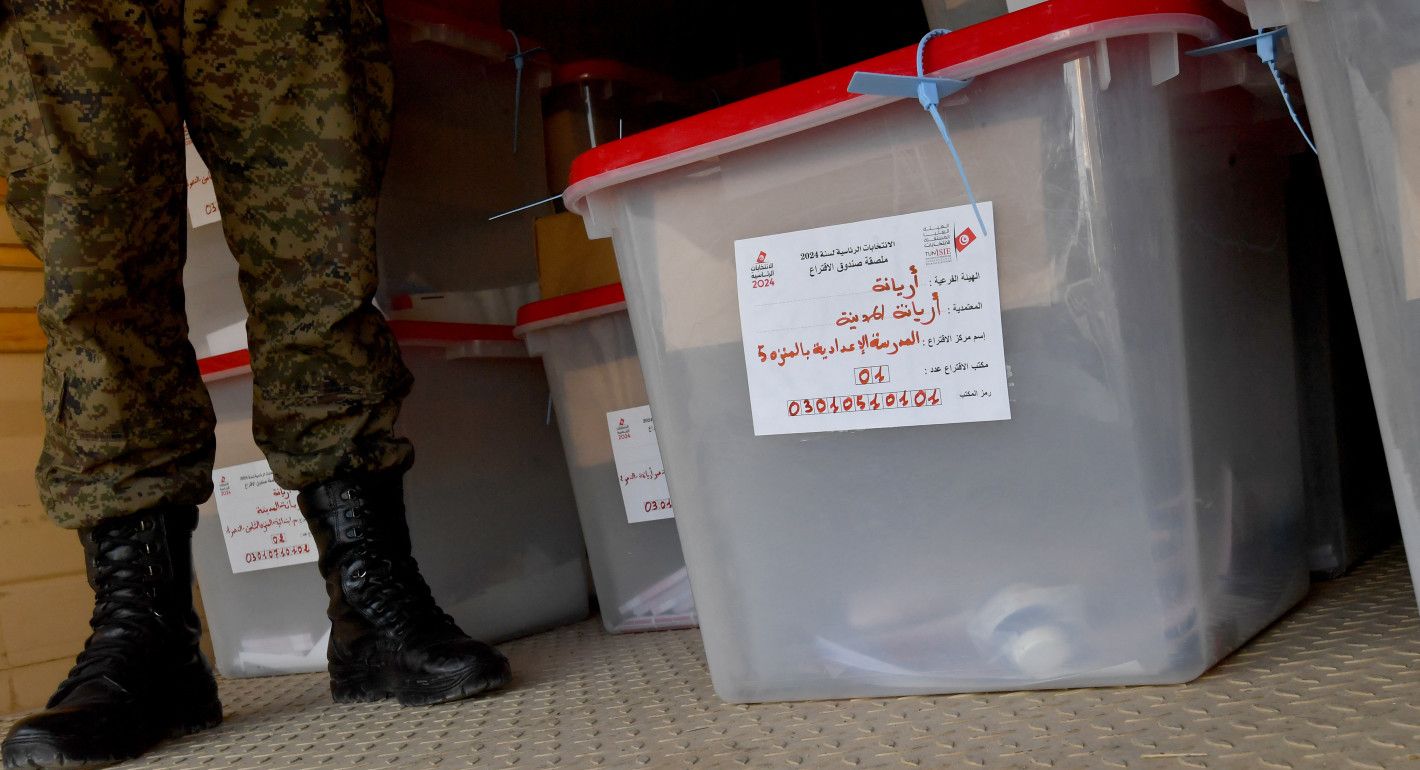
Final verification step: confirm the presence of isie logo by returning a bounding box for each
[615,417,632,440]
[749,248,776,288]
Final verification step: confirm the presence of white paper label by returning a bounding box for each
[734,203,1010,436]
[185,125,222,228]
[212,459,317,574]
[606,405,674,524]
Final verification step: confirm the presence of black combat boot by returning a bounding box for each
[1,506,222,770]
[299,471,511,706]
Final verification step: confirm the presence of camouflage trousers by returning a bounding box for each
[0,0,414,528]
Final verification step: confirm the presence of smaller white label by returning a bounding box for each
[185,125,222,228]
[606,405,674,524]
[212,459,317,574]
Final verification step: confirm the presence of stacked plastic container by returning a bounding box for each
[515,285,696,633]
[192,322,589,677]
[378,0,553,299]
[1283,158,1398,578]
[1237,0,1420,602]
[193,349,330,676]
[542,60,693,199]
[566,0,1308,702]
[182,221,245,358]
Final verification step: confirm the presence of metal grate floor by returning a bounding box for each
[5,546,1418,769]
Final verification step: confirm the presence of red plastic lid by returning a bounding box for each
[553,59,670,89]
[564,0,1238,212]
[513,283,627,338]
[197,349,252,380]
[385,0,544,59]
[198,321,518,380]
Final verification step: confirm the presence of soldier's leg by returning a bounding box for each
[3,1,216,529]
[183,0,509,707]
[0,4,222,769]
[182,0,411,489]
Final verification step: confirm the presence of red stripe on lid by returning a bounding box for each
[198,348,251,378]
[384,0,545,58]
[197,321,518,376]
[515,284,627,332]
[564,0,1239,201]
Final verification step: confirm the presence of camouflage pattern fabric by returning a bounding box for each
[0,0,413,528]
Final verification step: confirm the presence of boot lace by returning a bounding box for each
[336,487,461,641]
[59,518,172,696]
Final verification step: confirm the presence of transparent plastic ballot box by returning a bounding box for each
[182,220,246,360]
[515,284,697,633]
[564,0,1309,703]
[542,60,694,200]
[377,0,553,300]
[193,321,590,677]
[1238,0,1420,604]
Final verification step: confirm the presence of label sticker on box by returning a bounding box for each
[184,125,222,228]
[734,203,1010,435]
[607,405,674,524]
[212,459,316,574]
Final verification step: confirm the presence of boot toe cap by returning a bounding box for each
[3,706,146,768]
[388,637,512,706]
[420,638,510,681]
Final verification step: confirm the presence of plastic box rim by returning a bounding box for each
[197,320,522,381]
[514,283,627,338]
[563,0,1239,219]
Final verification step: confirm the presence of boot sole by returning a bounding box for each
[1,700,222,770]
[1,739,115,770]
[330,660,511,707]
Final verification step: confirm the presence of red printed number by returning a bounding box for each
[787,389,941,416]
[244,542,312,564]
[855,366,890,385]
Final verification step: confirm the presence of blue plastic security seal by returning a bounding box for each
[848,29,988,235]
[1188,28,1318,154]
[506,30,545,155]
